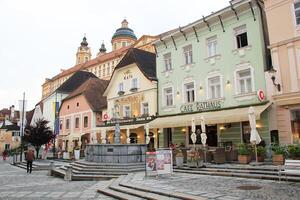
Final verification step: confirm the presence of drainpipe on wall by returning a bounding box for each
[255,0,272,71]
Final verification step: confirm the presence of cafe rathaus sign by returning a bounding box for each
[180,100,223,113]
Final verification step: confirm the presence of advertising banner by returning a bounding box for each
[145,151,157,177]
[156,148,173,175]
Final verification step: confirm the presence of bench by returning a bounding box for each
[279,159,300,181]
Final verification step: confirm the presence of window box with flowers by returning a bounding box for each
[130,87,138,92]
[118,91,125,96]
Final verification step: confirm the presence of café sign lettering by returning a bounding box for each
[180,100,222,113]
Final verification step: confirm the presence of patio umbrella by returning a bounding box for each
[248,106,262,163]
[200,116,207,146]
[145,123,150,144]
[191,117,197,149]
[200,115,207,164]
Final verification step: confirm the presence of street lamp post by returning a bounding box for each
[19,92,26,162]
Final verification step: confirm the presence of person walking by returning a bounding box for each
[26,149,35,173]
[2,150,8,161]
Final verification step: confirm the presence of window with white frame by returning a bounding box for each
[84,116,88,128]
[123,105,131,118]
[164,87,173,107]
[66,119,70,129]
[184,82,195,103]
[207,36,217,57]
[75,117,79,128]
[106,64,110,75]
[163,53,172,71]
[118,82,124,92]
[142,102,149,116]
[12,131,20,137]
[234,25,248,49]
[236,68,253,94]
[183,45,193,65]
[131,78,138,89]
[295,1,300,25]
[4,144,10,150]
[208,76,221,99]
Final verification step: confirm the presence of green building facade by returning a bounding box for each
[150,0,271,149]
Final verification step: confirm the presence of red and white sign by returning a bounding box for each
[257,89,265,102]
[103,113,110,121]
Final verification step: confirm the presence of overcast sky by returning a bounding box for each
[0,0,229,110]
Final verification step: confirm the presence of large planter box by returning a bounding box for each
[238,155,251,164]
[176,157,184,167]
[257,156,264,162]
[63,152,69,159]
[272,154,284,165]
[74,150,80,160]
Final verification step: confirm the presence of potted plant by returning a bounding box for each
[74,146,80,160]
[256,146,266,162]
[287,144,300,160]
[237,143,252,164]
[272,144,286,165]
[175,150,184,167]
[130,87,138,92]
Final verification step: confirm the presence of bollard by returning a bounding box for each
[48,161,54,176]
[64,166,72,181]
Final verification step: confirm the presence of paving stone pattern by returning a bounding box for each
[0,159,115,199]
[130,172,300,200]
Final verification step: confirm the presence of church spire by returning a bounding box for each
[76,35,91,64]
[97,41,107,56]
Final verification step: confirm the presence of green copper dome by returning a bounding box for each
[112,19,137,40]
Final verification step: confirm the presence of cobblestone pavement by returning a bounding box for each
[130,172,300,200]
[0,159,115,199]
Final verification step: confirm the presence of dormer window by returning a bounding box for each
[118,82,125,95]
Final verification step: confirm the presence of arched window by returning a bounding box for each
[130,133,137,144]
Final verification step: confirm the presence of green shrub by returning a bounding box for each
[257,146,266,157]
[287,144,300,158]
[237,143,252,155]
[271,143,287,156]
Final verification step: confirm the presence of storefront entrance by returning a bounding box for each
[188,125,218,147]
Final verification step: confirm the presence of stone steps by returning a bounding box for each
[98,174,205,200]
[74,160,145,168]
[97,178,144,200]
[51,160,145,181]
[70,165,145,173]
[174,168,300,182]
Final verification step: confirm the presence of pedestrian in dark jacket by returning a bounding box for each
[26,149,35,173]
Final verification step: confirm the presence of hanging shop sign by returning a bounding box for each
[102,115,155,126]
[180,100,222,113]
[257,89,265,102]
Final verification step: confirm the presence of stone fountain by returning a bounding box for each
[85,116,147,164]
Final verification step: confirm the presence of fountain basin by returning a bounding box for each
[85,144,146,163]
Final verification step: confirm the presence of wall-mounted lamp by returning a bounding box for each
[176,91,180,96]
[256,124,262,128]
[199,86,203,90]
[226,80,231,85]
[181,128,186,132]
[268,68,281,92]
[219,126,225,130]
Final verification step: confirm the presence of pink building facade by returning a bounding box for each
[265,0,300,144]
[58,78,108,152]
